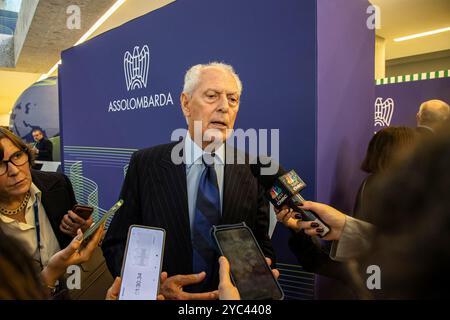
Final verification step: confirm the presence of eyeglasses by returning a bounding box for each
[0,149,29,176]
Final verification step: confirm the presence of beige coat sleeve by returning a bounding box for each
[330,216,375,261]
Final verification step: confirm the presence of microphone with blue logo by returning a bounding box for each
[250,159,330,238]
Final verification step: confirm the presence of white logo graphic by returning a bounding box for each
[374,97,394,126]
[124,45,150,91]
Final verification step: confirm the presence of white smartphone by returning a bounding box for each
[119,225,166,300]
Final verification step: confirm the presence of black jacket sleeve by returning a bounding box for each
[37,139,53,161]
[33,170,76,249]
[288,231,354,284]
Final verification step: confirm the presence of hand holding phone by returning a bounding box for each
[212,223,284,300]
[60,205,94,236]
[119,225,166,300]
[218,256,241,300]
[72,204,94,220]
[81,199,123,244]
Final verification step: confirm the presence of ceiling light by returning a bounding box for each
[394,26,450,42]
[38,0,127,81]
[74,0,126,46]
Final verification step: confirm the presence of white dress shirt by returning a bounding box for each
[184,133,225,233]
[0,183,61,268]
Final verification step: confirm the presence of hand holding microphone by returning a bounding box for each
[287,201,346,241]
[250,160,331,237]
[273,200,347,241]
[273,206,302,231]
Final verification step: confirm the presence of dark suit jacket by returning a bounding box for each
[35,138,53,161]
[288,231,363,299]
[102,142,275,283]
[31,170,75,249]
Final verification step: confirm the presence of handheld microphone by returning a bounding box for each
[250,160,330,237]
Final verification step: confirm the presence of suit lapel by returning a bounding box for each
[222,146,251,224]
[156,144,192,267]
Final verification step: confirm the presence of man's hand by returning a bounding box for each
[159,272,219,300]
[60,210,93,236]
[106,274,166,300]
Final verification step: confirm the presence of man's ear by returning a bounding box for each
[180,93,190,118]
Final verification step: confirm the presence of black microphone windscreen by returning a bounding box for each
[250,157,286,190]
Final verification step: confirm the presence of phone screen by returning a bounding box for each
[215,227,284,300]
[119,225,165,300]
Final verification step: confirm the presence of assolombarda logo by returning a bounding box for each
[123,45,150,91]
[108,44,173,112]
[374,97,394,127]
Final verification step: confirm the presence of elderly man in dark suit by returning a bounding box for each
[102,62,275,300]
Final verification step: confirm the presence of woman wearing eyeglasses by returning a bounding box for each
[0,128,92,276]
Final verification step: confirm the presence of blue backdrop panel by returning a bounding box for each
[374,77,450,127]
[60,0,317,299]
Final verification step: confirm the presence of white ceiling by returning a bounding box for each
[1,0,449,116]
[0,0,174,115]
[370,0,450,60]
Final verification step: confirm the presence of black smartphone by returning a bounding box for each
[72,204,94,220]
[212,223,284,300]
[119,225,166,300]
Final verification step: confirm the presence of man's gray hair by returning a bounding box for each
[418,99,450,126]
[182,62,243,96]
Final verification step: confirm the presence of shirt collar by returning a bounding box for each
[0,183,41,229]
[418,125,434,133]
[27,183,42,209]
[184,132,225,168]
[30,183,41,200]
